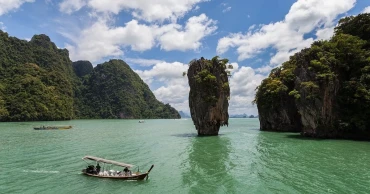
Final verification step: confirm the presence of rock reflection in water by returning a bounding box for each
[182,136,235,193]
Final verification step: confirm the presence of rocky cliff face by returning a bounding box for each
[256,63,302,132]
[292,49,341,137]
[187,57,230,136]
[72,60,93,77]
[255,14,370,140]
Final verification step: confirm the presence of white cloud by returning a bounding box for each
[248,24,256,31]
[222,7,231,13]
[0,22,6,31]
[62,17,156,62]
[0,0,34,16]
[135,60,264,115]
[363,6,370,13]
[125,58,164,67]
[59,0,86,14]
[135,61,190,112]
[315,26,335,40]
[217,0,356,66]
[135,61,188,84]
[61,14,216,62]
[59,0,207,22]
[227,62,239,75]
[255,65,273,74]
[154,85,189,104]
[228,65,265,115]
[229,66,264,99]
[158,14,217,51]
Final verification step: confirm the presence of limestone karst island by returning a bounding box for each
[1,0,370,193]
[255,14,370,140]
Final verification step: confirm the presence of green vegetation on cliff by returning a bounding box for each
[187,56,230,136]
[72,60,93,78]
[0,32,75,121]
[255,13,370,138]
[0,31,180,121]
[77,59,180,119]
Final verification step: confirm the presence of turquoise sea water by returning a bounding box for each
[0,119,369,194]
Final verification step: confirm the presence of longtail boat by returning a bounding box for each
[81,156,154,180]
[33,125,72,130]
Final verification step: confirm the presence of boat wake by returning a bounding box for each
[22,170,60,174]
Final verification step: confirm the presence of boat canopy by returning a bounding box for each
[83,156,134,168]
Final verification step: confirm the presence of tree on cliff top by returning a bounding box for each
[187,56,231,136]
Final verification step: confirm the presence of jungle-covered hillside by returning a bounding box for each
[0,31,180,121]
[255,13,370,139]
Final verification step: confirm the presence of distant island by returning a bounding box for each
[229,114,258,118]
[255,13,370,140]
[179,111,191,118]
[0,31,180,121]
[180,111,259,119]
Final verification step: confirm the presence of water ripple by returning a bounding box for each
[1,120,370,193]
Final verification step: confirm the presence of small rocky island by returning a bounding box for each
[255,13,370,140]
[187,57,230,136]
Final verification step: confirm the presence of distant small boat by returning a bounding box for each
[81,156,154,180]
[34,125,72,130]
[138,120,145,123]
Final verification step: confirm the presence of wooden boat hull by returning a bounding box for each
[34,126,72,130]
[81,170,149,180]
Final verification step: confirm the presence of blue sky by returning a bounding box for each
[0,0,369,115]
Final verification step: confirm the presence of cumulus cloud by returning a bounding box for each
[135,60,264,115]
[363,6,370,13]
[217,0,356,67]
[158,14,217,51]
[61,14,217,62]
[59,0,207,22]
[135,61,190,112]
[59,0,86,14]
[0,0,35,16]
[315,27,335,40]
[62,17,156,62]
[228,65,265,115]
[135,61,188,84]
[255,65,273,74]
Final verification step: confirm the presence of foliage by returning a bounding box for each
[77,60,180,119]
[0,31,180,121]
[0,31,75,121]
[255,13,370,133]
[288,89,301,99]
[192,57,230,103]
[335,13,370,43]
[254,77,289,108]
[73,60,93,78]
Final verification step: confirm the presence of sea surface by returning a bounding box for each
[0,119,369,194]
